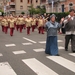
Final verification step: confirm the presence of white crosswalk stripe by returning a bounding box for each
[23,37,37,43]
[22,43,32,45]
[47,56,75,73]
[38,40,63,44]
[38,41,46,44]
[58,46,65,50]
[0,62,17,75]
[58,40,63,43]
[5,44,16,47]
[13,50,26,54]
[33,46,64,52]
[0,53,3,56]
[69,53,75,57]
[22,58,58,75]
[33,48,45,52]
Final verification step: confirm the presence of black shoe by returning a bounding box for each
[72,51,75,53]
[65,49,68,51]
[55,54,60,56]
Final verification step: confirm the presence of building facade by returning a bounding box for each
[1,0,75,15]
[46,0,75,13]
[1,0,46,15]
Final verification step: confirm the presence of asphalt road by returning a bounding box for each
[0,27,75,75]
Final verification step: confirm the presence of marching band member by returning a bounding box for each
[9,16,15,36]
[4,16,9,34]
[18,15,25,33]
[25,15,32,35]
[38,15,44,34]
[1,16,8,34]
[16,16,20,31]
[31,16,36,32]
[14,16,17,29]
[23,14,27,29]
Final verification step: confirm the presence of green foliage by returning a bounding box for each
[21,12,25,15]
[47,12,69,22]
[28,5,46,15]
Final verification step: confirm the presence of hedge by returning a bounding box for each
[47,12,69,22]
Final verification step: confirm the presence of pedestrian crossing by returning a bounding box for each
[13,50,26,55]
[33,48,45,52]
[23,37,37,43]
[22,42,33,45]
[0,62,17,75]
[47,56,75,73]
[22,58,58,75]
[2,37,75,75]
[0,53,3,56]
[38,40,63,44]
[0,52,75,75]
[69,53,75,57]
[5,44,16,47]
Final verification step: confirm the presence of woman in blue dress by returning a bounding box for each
[45,14,64,56]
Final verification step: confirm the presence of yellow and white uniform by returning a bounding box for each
[31,18,36,26]
[1,18,8,27]
[25,18,32,27]
[9,19,15,28]
[38,19,44,28]
[18,17,25,25]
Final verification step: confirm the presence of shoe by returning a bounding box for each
[52,54,60,56]
[65,49,68,51]
[55,54,60,56]
[72,51,75,53]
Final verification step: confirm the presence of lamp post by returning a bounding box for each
[52,0,54,13]
[3,0,8,15]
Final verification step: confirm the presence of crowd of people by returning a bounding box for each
[0,14,50,36]
[0,9,75,56]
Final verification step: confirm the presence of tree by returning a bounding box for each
[28,5,46,15]
[28,5,36,15]
[21,12,25,15]
[36,5,46,14]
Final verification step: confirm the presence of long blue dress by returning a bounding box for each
[45,21,61,55]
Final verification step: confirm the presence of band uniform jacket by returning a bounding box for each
[18,17,25,25]
[31,18,36,26]
[9,19,15,28]
[25,18,32,27]
[38,19,44,28]
[1,19,8,27]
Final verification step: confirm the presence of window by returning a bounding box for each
[11,0,15,2]
[36,0,38,3]
[28,0,30,4]
[61,4,64,12]
[31,0,32,4]
[69,3,73,10]
[41,0,46,3]
[20,5,23,9]
[20,0,23,2]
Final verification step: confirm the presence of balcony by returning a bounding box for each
[9,8,15,11]
[10,2,15,6]
[27,3,32,7]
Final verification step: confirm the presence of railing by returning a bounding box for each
[10,2,15,5]
[9,8,15,11]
